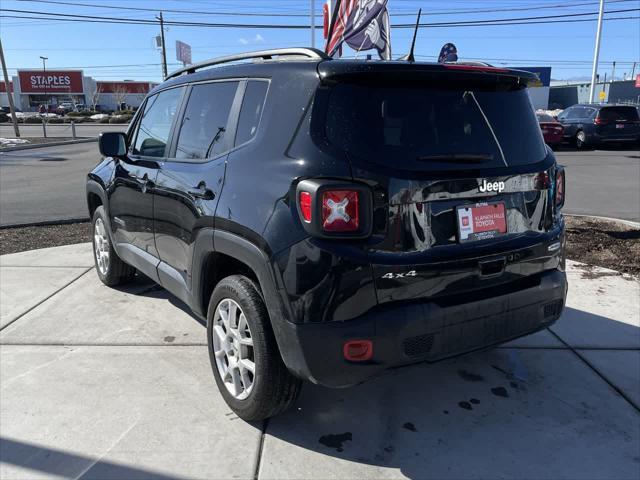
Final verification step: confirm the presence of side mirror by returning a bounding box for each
[99,132,127,158]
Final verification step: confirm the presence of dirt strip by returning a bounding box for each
[0,217,638,276]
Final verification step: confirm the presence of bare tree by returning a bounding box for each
[89,83,102,112]
[112,84,128,111]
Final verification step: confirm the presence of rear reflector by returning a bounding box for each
[299,191,312,222]
[322,190,359,232]
[343,340,373,362]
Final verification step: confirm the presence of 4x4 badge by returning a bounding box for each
[382,270,417,280]
[479,179,505,193]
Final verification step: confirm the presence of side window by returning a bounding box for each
[175,81,239,161]
[132,87,184,158]
[563,107,577,119]
[235,81,269,146]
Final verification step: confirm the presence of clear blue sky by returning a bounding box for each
[1,0,638,82]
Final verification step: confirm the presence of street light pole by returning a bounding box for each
[588,0,605,103]
[39,55,48,110]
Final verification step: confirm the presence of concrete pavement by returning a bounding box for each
[0,243,638,479]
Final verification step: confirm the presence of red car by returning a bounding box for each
[537,113,564,148]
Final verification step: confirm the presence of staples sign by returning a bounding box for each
[18,71,83,94]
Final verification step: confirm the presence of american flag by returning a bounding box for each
[326,0,358,58]
[326,0,391,60]
[437,43,458,63]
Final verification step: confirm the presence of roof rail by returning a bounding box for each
[166,48,330,80]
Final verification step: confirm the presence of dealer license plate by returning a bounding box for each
[457,202,507,243]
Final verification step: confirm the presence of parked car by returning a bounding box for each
[536,112,564,149]
[55,102,75,115]
[557,103,640,149]
[87,49,567,421]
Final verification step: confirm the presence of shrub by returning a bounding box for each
[64,117,84,124]
[48,117,64,124]
[24,116,43,124]
[109,114,133,124]
[0,113,9,123]
[66,111,83,117]
[98,117,111,124]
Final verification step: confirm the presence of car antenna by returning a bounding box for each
[399,9,421,62]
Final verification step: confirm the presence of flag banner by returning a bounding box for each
[438,43,458,63]
[326,0,392,60]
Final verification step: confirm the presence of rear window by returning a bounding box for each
[598,106,639,122]
[324,84,547,171]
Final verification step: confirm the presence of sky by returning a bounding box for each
[1,0,639,83]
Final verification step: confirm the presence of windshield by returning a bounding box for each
[324,84,547,171]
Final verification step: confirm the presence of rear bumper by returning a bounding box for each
[277,269,567,387]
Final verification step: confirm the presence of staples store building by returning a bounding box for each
[0,69,156,111]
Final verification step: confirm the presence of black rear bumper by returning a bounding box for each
[276,269,567,387]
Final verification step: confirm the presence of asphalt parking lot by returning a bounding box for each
[1,143,639,226]
[0,123,126,139]
[0,243,638,479]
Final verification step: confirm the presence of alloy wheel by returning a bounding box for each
[212,298,255,400]
[93,217,110,276]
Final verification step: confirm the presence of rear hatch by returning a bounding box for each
[595,106,640,139]
[314,62,563,306]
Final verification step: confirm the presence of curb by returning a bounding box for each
[0,217,89,230]
[0,138,97,152]
[565,214,640,229]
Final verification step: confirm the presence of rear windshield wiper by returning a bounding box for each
[416,154,494,163]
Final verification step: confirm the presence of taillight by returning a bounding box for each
[594,116,608,125]
[534,171,551,190]
[296,180,372,239]
[555,168,565,208]
[299,191,312,222]
[322,190,359,232]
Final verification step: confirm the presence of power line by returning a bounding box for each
[13,0,637,18]
[1,6,639,28]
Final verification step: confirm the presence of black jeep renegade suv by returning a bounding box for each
[87,48,567,421]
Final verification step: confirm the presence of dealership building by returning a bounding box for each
[0,70,157,111]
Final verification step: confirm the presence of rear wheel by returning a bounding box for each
[92,206,135,286]
[575,130,589,149]
[207,275,301,421]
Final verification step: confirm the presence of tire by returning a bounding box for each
[575,130,589,150]
[207,275,301,421]
[91,206,135,286]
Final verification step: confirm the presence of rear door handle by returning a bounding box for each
[188,183,215,200]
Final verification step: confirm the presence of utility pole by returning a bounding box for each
[310,0,316,48]
[40,55,48,109]
[631,62,637,79]
[157,12,168,79]
[611,61,616,83]
[588,0,605,103]
[0,38,20,137]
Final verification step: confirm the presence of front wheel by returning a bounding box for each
[92,206,135,286]
[207,275,301,421]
